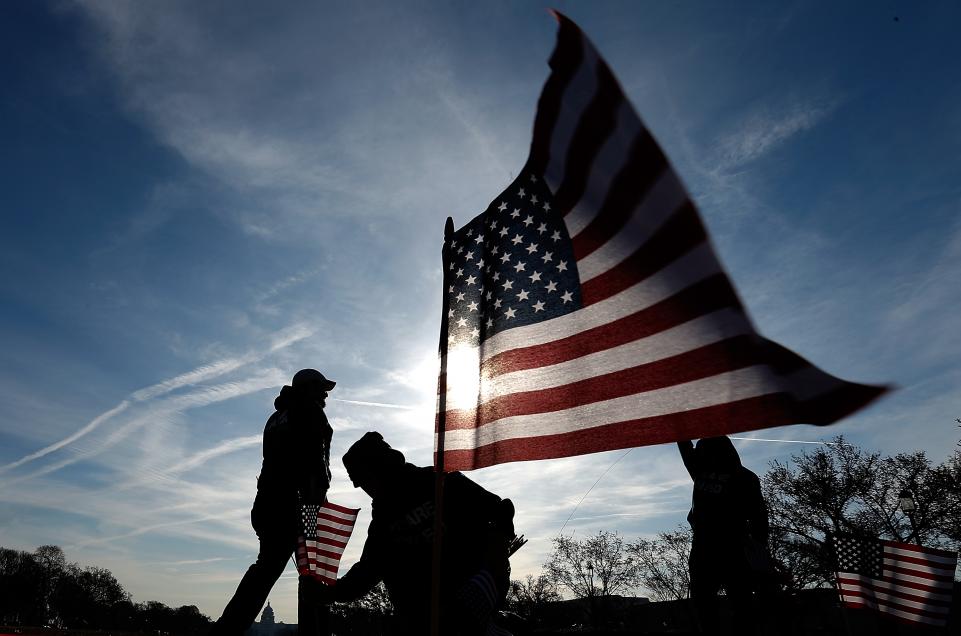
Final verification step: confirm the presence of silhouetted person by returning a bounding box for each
[307,432,518,635]
[211,369,336,636]
[678,436,769,636]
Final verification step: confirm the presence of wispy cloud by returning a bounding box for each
[714,98,838,170]
[0,324,310,477]
[165,435,262,475]
[882,212,961,365]
[0,401,131,474]
[329,397,417,410]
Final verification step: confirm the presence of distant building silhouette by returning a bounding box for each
[261,602,274,626]
[245,601,295,636]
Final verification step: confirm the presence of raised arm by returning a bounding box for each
[677,440,697,480]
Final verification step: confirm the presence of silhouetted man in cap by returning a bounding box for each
[678,436,769,636]
[307,431,519,635]
[211,369,336,636]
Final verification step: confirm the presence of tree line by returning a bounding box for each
[0,545,210,634]
[506,436,961,626]
[3,437,958,633]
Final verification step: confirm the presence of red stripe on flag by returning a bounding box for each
[449,334,775,430]
[528,17,584,176]
[479,273,741,378]
[311,536,348,549]
[579,204,709,306]
[321,501,360,516]
[318,512,356,525]
[884,541,959,559]
[444,393,803,471]
[552,64,625,216]
[839,590,949,622]
[567,129,667,247]
[883,564,955,583]
[887,553,956,571]
[837,576,952,607]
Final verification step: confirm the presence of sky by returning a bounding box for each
[2,0,960,624]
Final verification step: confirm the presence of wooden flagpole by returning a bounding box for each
[430,217,455,636]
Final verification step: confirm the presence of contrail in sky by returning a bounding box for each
[731,436,852,446]
[0,324,312,473]
[0,401,130,474]
[329,397,417,410]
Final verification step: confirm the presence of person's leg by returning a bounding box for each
[724,571,756,636]
[297,576,331,636]
[211,535,294,636]
[689,544,722,636]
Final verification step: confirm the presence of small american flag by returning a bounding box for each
[296,501,360,584]
[435,12,888,471]
[833,533,957,626]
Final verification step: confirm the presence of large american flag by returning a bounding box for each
[435,12,888,472]
[295,501,359,585]
[833,534,958,626]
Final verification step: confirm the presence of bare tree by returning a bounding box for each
[545,530,639,600]
[938,449,961,547]
[507,573,560,622]
[628,526,691,601]
[763,436,960,587]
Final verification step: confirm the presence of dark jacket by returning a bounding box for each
[678,438,768,545]
[252,385,333,536]
[331,464,513,632]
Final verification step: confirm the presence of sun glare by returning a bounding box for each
[445,344,481,411]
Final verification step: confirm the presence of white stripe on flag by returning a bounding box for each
[464,243,724,364]
[318,520,356,533]
[543,42,601,188]
[441,364,842,451]
[885,546,958,566]
[844,599,946,626]
[472,308,753,402]
[320,510,358,523]
[884,559,955,578]
[837,573,952,602]
[574,169,688,282]
[563,101,644,238]
[878,569,952,588]
[839,583,948,614]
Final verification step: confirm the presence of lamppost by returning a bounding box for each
[899,489,918,544]
[586,561,597,627]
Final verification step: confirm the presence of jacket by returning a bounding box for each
[679,438,768,545]
[252,385,333,535]
[331,464,513,632]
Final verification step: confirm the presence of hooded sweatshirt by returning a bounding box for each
[257,385,333,506]
[679,437,768,544]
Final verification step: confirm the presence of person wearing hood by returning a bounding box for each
[306,431,520,635]
[678,436,769,635]
[211,368,336,636]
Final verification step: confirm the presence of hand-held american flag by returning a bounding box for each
[833,534,958,626]
[434,12,889,471]
[296,501,360,585]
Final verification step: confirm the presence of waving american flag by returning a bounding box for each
[834,534,957,626]
[435,12,888,471]
[296,501,359,584]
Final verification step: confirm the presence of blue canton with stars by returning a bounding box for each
[832,534,883,577]
[445,170,583,347]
